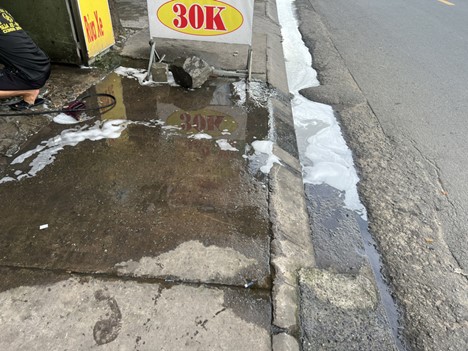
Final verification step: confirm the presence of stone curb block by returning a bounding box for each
[265,1,315,347]
[273,333,300,351]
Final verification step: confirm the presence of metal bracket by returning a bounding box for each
[210,46,253,80]
[247,47,253,81]
[145,41,252,82]
[145,40,163,81]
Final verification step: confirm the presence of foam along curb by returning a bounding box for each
[262,0,315,343]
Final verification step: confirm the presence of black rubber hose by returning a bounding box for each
[0,93,117,117]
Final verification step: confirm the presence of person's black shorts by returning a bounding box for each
[0,67,49,90]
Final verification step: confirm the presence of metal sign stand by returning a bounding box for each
[247,47,253,81]
[145,40,164,81]
[144,40,253,82]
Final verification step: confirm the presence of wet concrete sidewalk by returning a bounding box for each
[0,0,313,350]
[0,73,273,350]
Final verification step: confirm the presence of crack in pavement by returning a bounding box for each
[0,263,272,292]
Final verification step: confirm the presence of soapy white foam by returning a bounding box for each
[114,66,141,78]
[278,0,366,219]
[233,80,247,105]
[167,72,179,87]
[53,112,95,125]
[278,1,319,93]
[251,140,282,174]
[233,80,279,173]
[232,80,276,109]
[216,139,238,152]
[0,116,213,184]
[1,120,128,183]
[115,66,178,87]
[0,177,15,184]
[162,125,182,130]
[53,113,81,125]
[188,133,212,140]
[114,66,156,86]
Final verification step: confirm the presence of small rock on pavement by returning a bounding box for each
[169,56,213,89]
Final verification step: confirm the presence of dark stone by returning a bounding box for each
[169,64,193,89]
[169,56,213,89]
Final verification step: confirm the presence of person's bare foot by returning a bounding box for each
[22,89,40,105]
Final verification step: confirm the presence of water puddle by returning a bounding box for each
[1,69,278,184]
[278,0,365,219]
[357,216,406,351]
[0,65,279,288]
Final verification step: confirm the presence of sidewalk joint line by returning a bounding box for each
[0,263,272,292]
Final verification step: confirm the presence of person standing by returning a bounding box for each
[0,8,51,110]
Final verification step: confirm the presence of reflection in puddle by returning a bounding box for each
[159,104,245,140]
[1,68,280,184]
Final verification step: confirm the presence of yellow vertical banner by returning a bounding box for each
[76,0,115,59]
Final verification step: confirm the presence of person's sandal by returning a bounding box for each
[9,98,45,111]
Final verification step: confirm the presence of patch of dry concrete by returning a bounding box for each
[0,277,271,351]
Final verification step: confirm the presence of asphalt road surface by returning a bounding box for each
[296,0,468,349]
[306,0,468,270]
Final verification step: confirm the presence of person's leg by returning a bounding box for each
[0,89,40,104]
[0,68,42,105]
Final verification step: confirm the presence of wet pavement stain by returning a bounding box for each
[93,290,122,345]
[0,72,272,288]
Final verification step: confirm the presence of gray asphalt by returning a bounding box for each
[307,0,468,269]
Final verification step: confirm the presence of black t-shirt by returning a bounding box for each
[0,8,50,82]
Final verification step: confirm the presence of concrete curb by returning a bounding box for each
[262,0,315,349]
[291,1,399,349]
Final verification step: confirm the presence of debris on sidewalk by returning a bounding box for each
[244,279,257,288]
[169,56,213,89]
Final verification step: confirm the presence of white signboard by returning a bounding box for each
[147,0,254,45]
